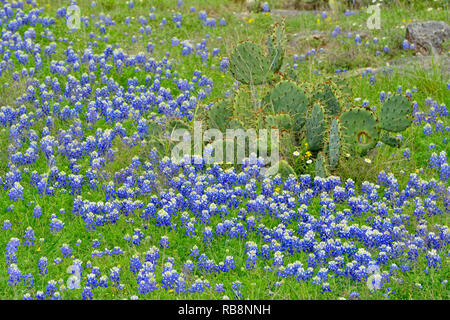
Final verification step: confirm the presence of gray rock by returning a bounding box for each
[343,55,450,78]
[406,21,450,55]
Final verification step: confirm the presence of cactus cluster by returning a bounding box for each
[208,22,414,178]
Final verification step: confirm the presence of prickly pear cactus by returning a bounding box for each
[228,118,245,129]
[232,88,259,126]
[339,107,379,156]
[208,99,233,132]
[267,21,286,73]
[270,80,308,130]
[265,113,293,130]
[306,104,326,152]
[312,83,341,116]
[315,152,326,178]
[381,133,401,148]
[379,95,412,132]
[167,119,190,133]
[229,41,271,85]
[147,119,163,136]
[328,118,341,169]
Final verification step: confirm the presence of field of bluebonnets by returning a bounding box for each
[0,0,448,300]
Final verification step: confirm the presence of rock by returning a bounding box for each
[406,21,450,55]
[343,55,450,78]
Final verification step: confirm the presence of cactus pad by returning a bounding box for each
[328,118,341,169]
[306,104,326,152]
[265,113,293,130]
[340,107,379,155]
[270,80,308,130]
[267,21,286,73]
[312,84,341,116]
[208,99,233,132]
[381,133,402,148]
[229,41,271,85]
[315,152,326,178]
[379,95,412,132]
[265,160,296,178]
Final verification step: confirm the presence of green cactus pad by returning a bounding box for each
[208,99,233,132]
[267,21,285,73]
[328,119,341,169]
[379,95,412,132]
[228,118,244,129]
[229,41,271,85]
[312,84,341,116]
[339,107,379,155]
[167,119,190,133]
[147,119,163,136]
[306,104,326,152]
[270,80,308,130]
[265,160,296,179]
[232,88,260,126]
[265,113,293,130]
[315,152,326,178]
[381,132,402,148]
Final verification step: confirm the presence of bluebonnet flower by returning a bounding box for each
[60,244,73,258]
[33,205,42,218]
[49,218,64,233]
[23,227,35,246]
[423,124,433,136]
[9,182,24,201]
[215,283,225,293]
[82,287,94,300]
[402,40,410,50]
[160,236,170,248]
[231,281,243,299]
[38,257,48,275]
[2,220,12,230]
[426,250,441,269]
